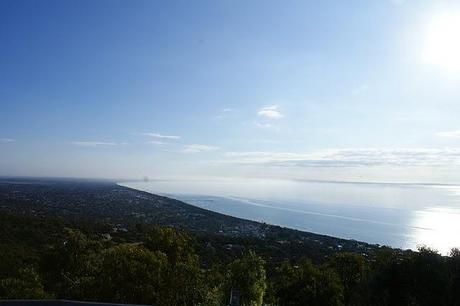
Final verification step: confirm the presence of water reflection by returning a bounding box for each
[411,207,460,254]
[121,179,460,253]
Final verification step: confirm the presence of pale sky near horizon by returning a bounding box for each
[2,0,460,183]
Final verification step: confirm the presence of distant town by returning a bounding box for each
[0,177,381,262]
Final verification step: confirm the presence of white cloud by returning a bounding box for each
[142,132,181,140]
[437,130,460,138]
[147,140,166,145]
[254,122,272,128]
[0,138,15,143]
[183,144,220,154]
[257,105,283,119]
[215,108,235,120]
[224,148,460,167]
[71,141,118,147]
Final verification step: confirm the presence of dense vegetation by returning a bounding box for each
[1,211,460,306]
[1,179,460,305]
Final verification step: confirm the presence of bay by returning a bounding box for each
[120,178,460,254]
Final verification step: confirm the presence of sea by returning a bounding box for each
[119,178,460,254]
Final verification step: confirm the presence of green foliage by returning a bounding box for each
[0,267,47,299]
[94,244,167,305]
[199,265,226,306]
[2,211,460,306]
[40,229,103,299]
[144,226,194,264]
[328,252,368,305]
[227,250,267,306]
[449,248,460,306]
[144,226,207,306]
[276,259,344,306]
[367,247,450,306]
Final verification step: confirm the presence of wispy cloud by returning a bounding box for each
[224,148,460,167]
[146,140,166,145]
[71,141,118,147]
[437,130,460,138]
[142,132,181,140]
[254,122,272,128]
[215,108,235,120]
[257,105,283,119]
[183,144,220,154]
[0,138,15,143]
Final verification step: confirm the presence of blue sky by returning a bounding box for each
[1,0,460,183]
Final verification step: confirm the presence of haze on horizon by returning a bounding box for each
[2,0,460,184]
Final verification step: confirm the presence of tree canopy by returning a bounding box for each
[2,212,460,306]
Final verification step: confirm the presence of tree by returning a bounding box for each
[449,248,460,306]
[144,226,194,265]
[0,267,47,299]
[198,264,226,306]
[328,252,368,305]
[227,250,267,306]
[276,259,344,306]
[143,226,206,306]
[368,247,450,306]
[40,229,103,299]
[94,244,168,305]
[407,247,449,306]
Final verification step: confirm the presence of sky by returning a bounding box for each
[1,0,460,183]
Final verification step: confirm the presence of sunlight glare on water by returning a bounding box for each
[121,179,460,254]
[411,207,460,255]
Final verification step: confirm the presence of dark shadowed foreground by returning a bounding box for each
[1,178,460,306]
[0,300,147,305]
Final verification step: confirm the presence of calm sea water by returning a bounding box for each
[120,179,460,254]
